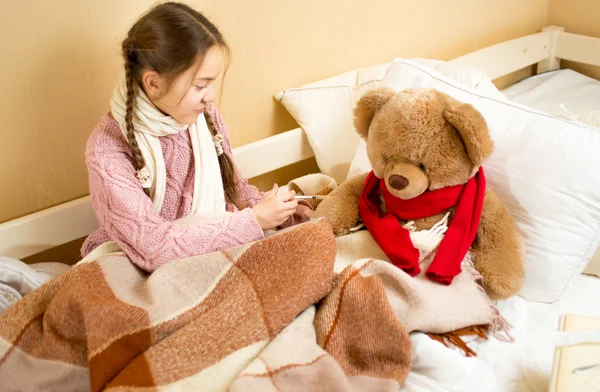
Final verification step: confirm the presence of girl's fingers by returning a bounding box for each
[282,200,298,211]
[277,190,296,202]
[267,184,279,198]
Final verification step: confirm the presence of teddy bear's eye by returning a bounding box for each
[419,163,426,171]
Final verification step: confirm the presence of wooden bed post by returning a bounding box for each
[537,26,565,74]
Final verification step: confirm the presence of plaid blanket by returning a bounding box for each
[295,173,513,354]
[0,218,412,391]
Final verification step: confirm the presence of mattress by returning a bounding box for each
[501,68,600,116]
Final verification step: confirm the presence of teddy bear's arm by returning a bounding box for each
[314,172,369,236]
[471,189,525,300]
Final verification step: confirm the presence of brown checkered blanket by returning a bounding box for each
[0,218,412,391]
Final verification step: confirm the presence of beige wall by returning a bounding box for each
[548,0,600,80]
[0,0,550,223]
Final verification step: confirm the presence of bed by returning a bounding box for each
[471,66,600,392]
[397,58,600,392]
[1,25,600,392]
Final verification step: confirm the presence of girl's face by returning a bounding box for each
[143,45,224,125]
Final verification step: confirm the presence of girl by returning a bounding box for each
[80,2,313,272]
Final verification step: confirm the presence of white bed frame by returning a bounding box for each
[2,25,600,261]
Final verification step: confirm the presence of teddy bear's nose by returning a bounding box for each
[389,175,409,190]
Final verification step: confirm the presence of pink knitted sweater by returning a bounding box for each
[81,104,309,272]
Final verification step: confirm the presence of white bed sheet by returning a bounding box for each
[501,68,600,115]
[402,274,600,392]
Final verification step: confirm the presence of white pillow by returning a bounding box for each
[555,109,600,129]
[275,58,505,185]
[274,62,389,184]
[556,109,600,279]
[352,59,600,303]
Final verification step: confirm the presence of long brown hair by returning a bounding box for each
[121,1,242,208]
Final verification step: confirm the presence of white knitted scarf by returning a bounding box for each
[110,81,226,214]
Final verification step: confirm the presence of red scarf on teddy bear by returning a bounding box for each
[358,167,486,285]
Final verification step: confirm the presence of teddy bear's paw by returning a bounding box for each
[484,276,524,301]
[314,197,361,237]
[315,210,356,236]
[476,254,525,301]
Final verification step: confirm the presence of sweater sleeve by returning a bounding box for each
[85,132,265,272]
[207,105,314,227]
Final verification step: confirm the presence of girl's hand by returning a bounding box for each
[252,184,298,230]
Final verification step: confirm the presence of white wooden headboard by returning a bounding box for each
[2,25,600,261]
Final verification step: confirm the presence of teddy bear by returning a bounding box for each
[314,87,525,300]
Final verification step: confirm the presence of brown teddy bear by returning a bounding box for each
[314,87,525,300]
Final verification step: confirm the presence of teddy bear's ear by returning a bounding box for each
[438,91,494,168]
[353,87,396,139]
